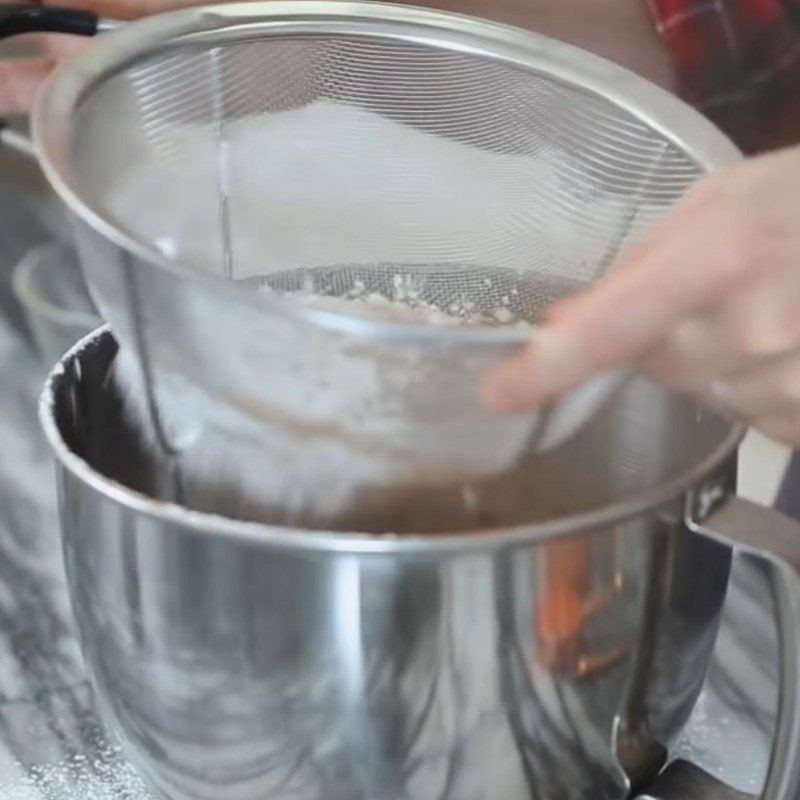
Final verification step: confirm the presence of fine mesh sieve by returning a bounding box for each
[31,2,741,526]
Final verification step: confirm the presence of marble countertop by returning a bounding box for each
[0,150,784,800]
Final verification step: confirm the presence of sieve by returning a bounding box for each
[1,2,741,524]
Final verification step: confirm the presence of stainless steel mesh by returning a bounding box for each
[83,31,703,311]
[39,4,740,526]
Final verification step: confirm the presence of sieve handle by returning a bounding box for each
[680,494,800,800]
[0,4,105,158]
[638,495,800,800]
[0,3,98,38]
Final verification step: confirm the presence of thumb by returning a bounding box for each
[481,201,749,413]
[0,57,55,116]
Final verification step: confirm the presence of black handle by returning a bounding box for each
[0,4,100,150]
[0,3,98,39]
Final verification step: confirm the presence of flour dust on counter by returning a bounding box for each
[0,739,151,800]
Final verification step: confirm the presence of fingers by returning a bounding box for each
[644,259,800,389]
[0,56,55,115]
[0,34,85,116]
[482,189,756,412]
[0,0,88,115]
[0,0,239,116]
[32,32,87,61]
[482,148,800,437]
[698,353,800,421]
[759,412,800,447]
[483,148,800,424]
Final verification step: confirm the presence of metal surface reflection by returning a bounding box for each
[42,331,744,800]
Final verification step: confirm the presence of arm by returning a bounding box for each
[480,2,800,446]
[483,145,800,446]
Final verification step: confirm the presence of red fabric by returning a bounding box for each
[647,0,800,145]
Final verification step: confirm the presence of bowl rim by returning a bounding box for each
[39,327,746,555]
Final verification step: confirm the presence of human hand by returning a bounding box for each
[483,145,800,446]
[0,0,208,115]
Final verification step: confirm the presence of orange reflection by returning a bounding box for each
[535,538,589,669]
[535,537,626,678]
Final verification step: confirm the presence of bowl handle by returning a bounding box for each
[641,493,800,800]
[638,759,751,800]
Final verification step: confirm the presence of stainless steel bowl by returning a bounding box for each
[40,329,800,800]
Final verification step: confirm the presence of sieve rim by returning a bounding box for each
[31,0,742,343]
[41,327,745,555]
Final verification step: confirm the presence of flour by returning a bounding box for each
[261,273,534,328]
[100,100,629,283]
[0,745,151,800]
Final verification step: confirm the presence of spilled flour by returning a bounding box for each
[0,746,151,800]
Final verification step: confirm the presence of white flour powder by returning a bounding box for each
[261,274,534,328]
[101,100,627,529]
[100,100,629,281]
[0,747,151,800]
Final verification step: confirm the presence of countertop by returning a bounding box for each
[0,149,785,800]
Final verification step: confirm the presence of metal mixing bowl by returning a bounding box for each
[40,329,800,800]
